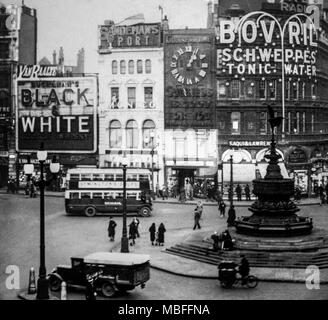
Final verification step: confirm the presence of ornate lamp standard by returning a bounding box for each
[121,157,129,253]
[229,155,234,209]
[23,143,60,299]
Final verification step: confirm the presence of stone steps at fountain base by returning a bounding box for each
[165,242,328,269]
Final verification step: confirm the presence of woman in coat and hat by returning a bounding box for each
[158,223,166,246]
[149,223,156,245]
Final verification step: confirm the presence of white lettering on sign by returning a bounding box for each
[78,181,140,189]
[229,141,271,147]
[18,65,57,79]
[217,12,318,77]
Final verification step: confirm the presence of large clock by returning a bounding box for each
[170,45,208,86]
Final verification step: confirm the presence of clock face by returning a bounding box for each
[170,45,208,86]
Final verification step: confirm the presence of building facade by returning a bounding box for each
[163,28,218,193]
[212,0,328,196]
[0,3,37,187]
[97,20,165,191]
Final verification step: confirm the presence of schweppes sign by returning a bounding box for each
[18,65,58,79]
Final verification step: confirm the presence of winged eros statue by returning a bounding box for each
[267,105,284,134]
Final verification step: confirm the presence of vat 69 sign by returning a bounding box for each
[16,76,98,153]
[216,12,318,77]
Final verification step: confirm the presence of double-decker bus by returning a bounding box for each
[65,168,153,217]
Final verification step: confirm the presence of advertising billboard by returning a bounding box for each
[16,76,98,153]
[98,22,161,51]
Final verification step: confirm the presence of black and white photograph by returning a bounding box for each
[0,0,328,309]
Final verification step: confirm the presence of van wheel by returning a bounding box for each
[85,206,96,217]
[49,276,62,292]
[101,282,116,298]
[139,206,151,217]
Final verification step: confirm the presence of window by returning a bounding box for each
[231,112,241,134]
[92,174,103,181]
[259,80,266,99]
[285,81,290,100]
[137,60,143,73]
[126,120,138,148]
[311,114,314,133]
[109,120,122,148]
[302,112,306,133]
[217,81,227,98]
[144,87,153,108]
[245,81,255,99]
[120,60,126,74]
[69,192,79,199]
[311,84,317,98]
[301,83,305,99]
[268,81,276,99]
[245,112,256,134]
[110,87,119,109]
[231,80,240,99]
[143,119,156,148]
[292,82,298,100]
[81,174,92,181]
[128,60,134,74]
[0,40,9,59]
[259,112,267,134]
[93,192,103,199]
[145,59,151,73]
[127,87,136,109]
[112,60,118,74]
[293,112,300,134]
[81,192,91,199]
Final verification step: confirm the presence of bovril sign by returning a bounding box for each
[18,65,58,79]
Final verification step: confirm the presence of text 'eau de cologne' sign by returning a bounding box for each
[16,76,98,153]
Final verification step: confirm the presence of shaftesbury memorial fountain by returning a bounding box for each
[235,106,313,236]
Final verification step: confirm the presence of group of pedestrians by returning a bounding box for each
[107,217,167,246]
[149,223,166,246]
[234,184,251,201]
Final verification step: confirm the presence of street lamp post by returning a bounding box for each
[150,131,155,198]
[121,157,129,253]
[23,144,60,300]
[229,155,234,209]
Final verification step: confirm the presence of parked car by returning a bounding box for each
[48,252,150,297]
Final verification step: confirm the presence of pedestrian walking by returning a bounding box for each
[219,200,227,218]
[227,205,236,227]
[133,217,140,238]
[325,183,328,200]
[235,184,242,201]
[319,184,325,205]
[129,221,137,246]
[179,187,186,203]
[149,223,156,245]
[193,201,203,230]
[30,182,36,198]
[107,216,117,241]
[244,184,251,201]
[158,223,166,246]
[25,181,30,198]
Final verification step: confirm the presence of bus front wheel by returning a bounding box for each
[85,206,96,217]
[139,206,151,217]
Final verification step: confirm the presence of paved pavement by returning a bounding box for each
[0,188,326,292]
[110,223,328,284]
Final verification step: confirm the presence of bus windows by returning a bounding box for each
[70,192,80,199]
[127,192,137,199]
[70,174,80,180]
[104,174,114,181]
[127,174,138,181]
[116,174,123,181]
[93,192,103,199]
[81,174,92,181]
[81,192,91,199]
[104,192,115,200]
[116,192,123,198]
[93,174,103,181]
